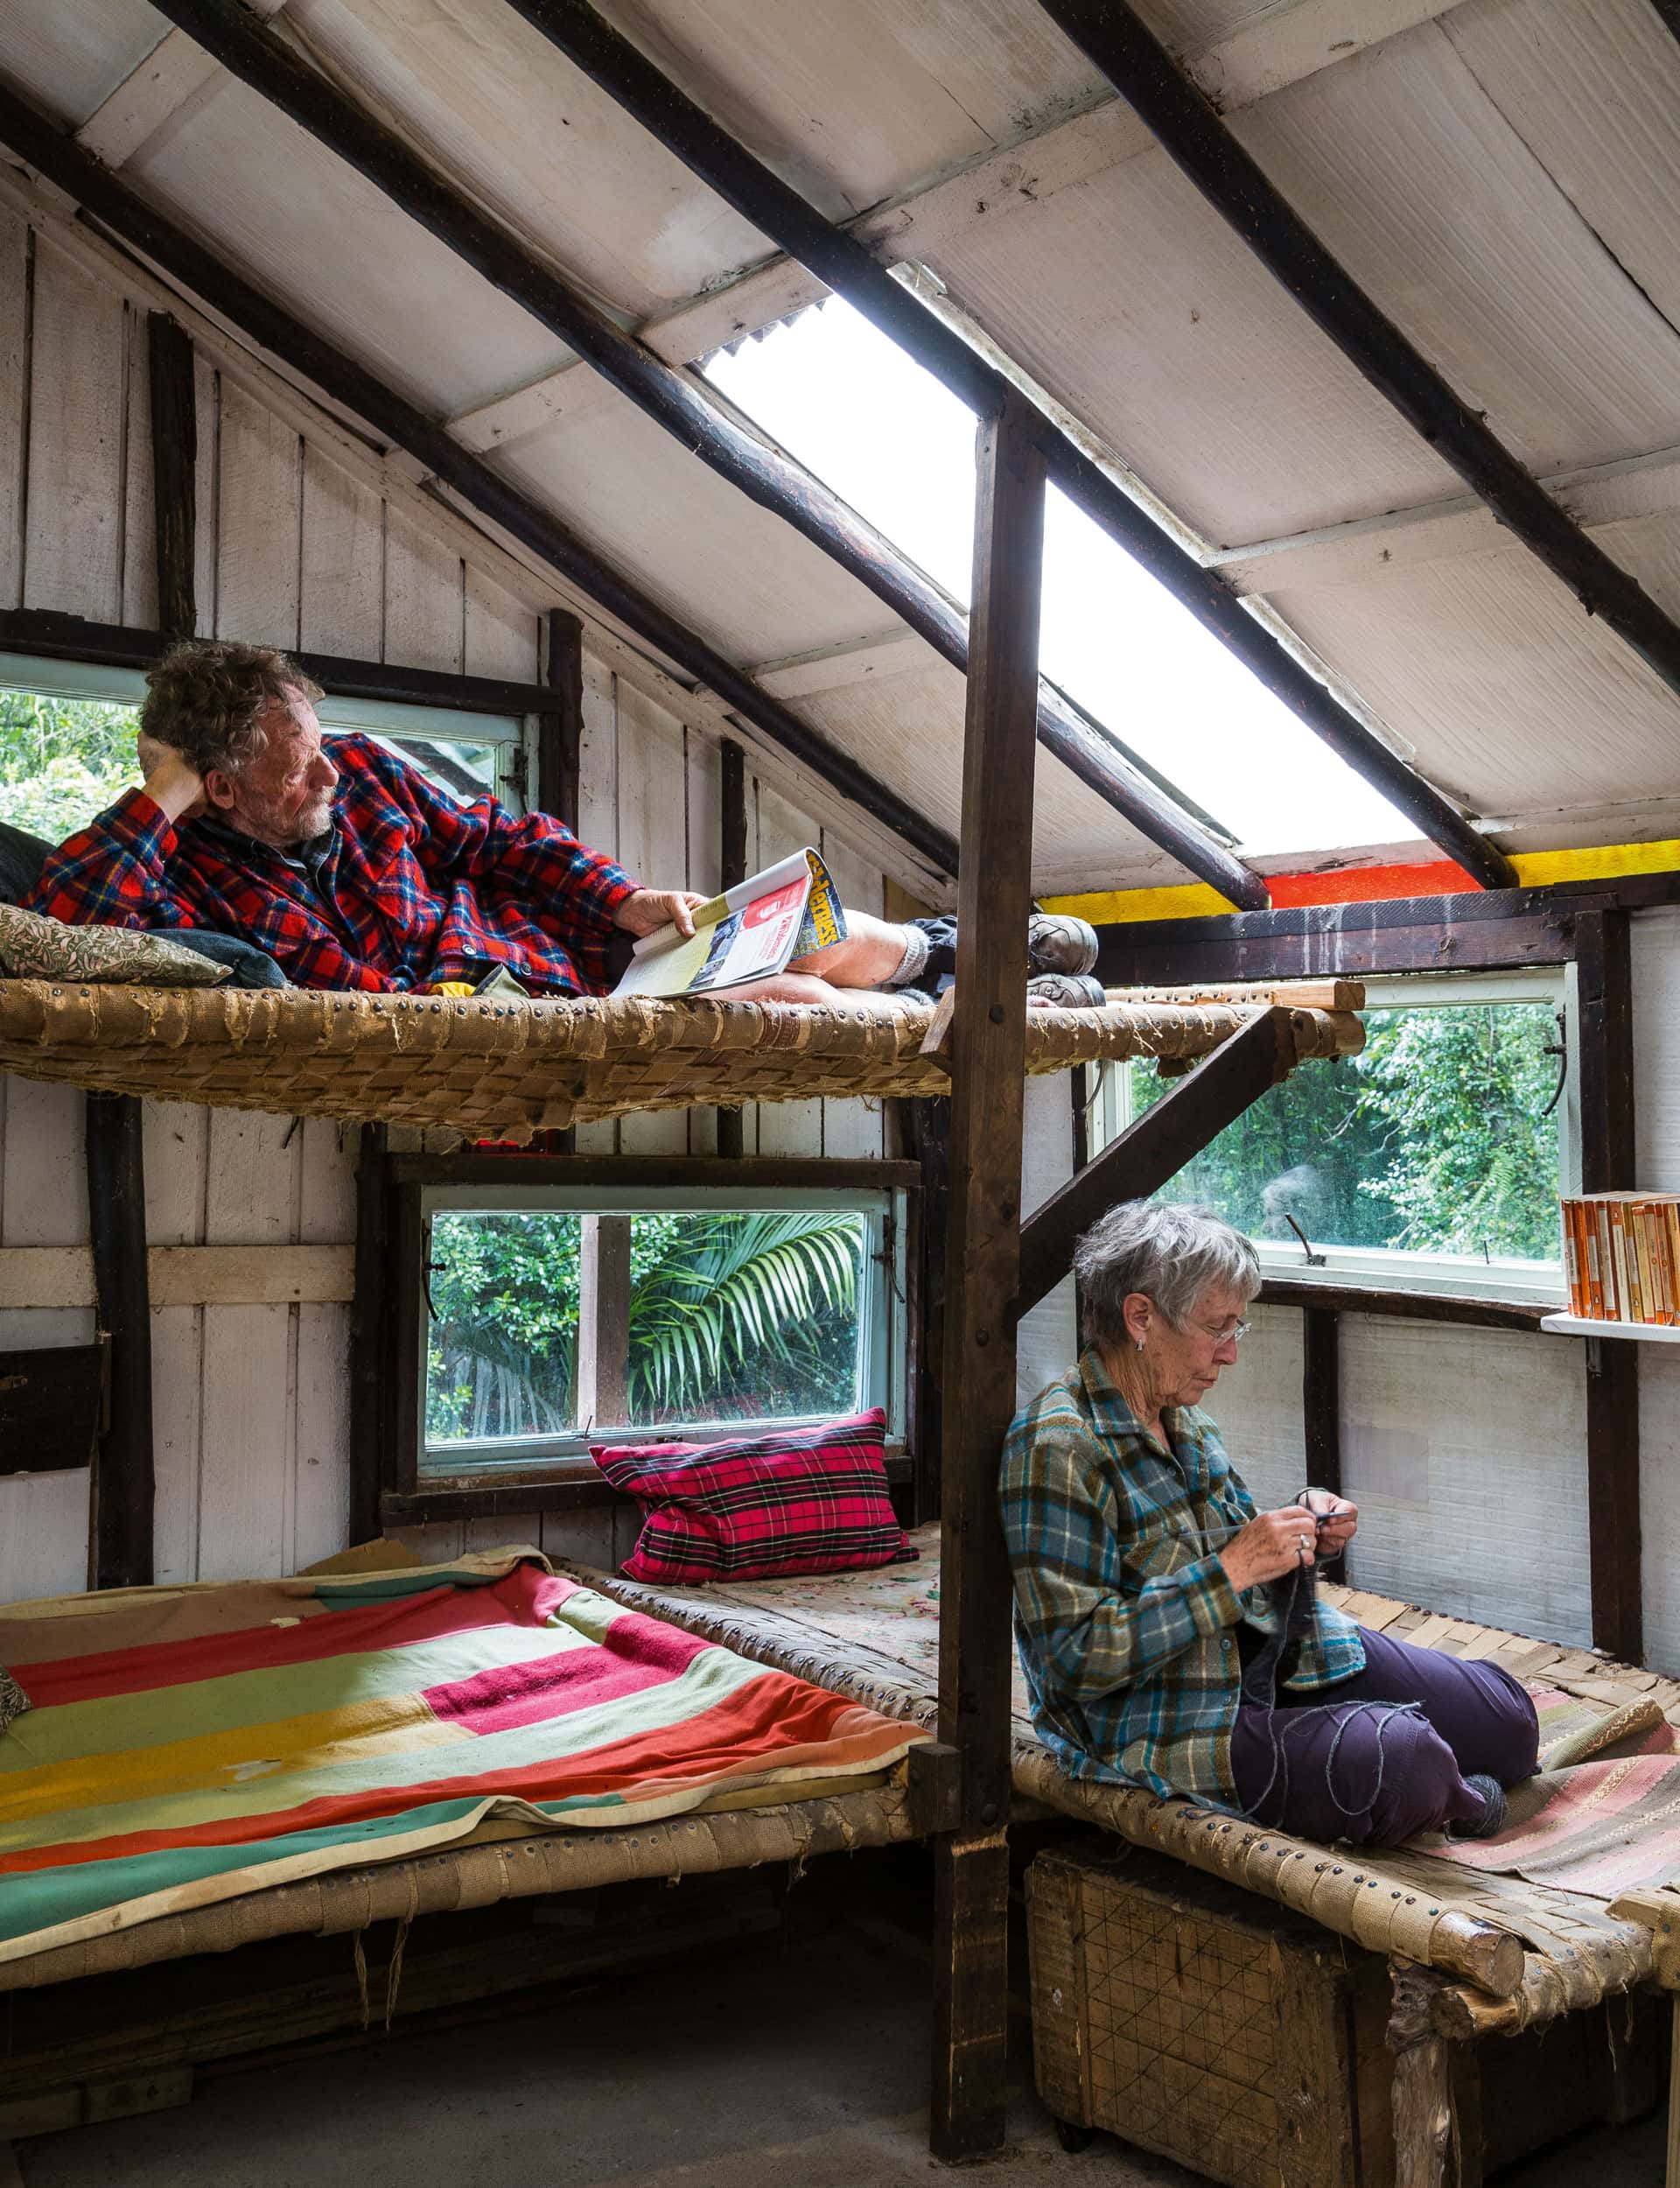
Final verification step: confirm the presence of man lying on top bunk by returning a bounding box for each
[1002,1200,1540,1848]
[24,638,1102,1009]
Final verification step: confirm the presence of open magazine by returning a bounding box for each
[610,847,847,1000]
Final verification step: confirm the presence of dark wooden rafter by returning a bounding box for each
[929,393,1047,2159]
[1037,0,1680,719]
[347,1121,388,1546]
[1575,908,1642,1663]
[131,0,1265,909]
[1017,1008,1294,1313]
[0,88,956,880]
[496,0,1515,894]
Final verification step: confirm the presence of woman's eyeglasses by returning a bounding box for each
[1192,1317,1251,1345]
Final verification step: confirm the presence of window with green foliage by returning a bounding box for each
[0,688,141,842]
[416,1182,907,1476]
[1090,972,1570,1296]
[0,656,530,855]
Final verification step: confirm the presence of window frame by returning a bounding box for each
[0,651,533,812]
[1086,967,1575,1305]
[380,1156,921,1515]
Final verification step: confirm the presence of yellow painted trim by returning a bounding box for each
[1508,840,1680,887]
[1043,841,1680,925]
[1040,883,1236,924]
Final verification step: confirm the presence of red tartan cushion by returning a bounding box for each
[592,1409,914,1584]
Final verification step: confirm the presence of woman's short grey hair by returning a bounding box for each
[1074,1201,1260,1348]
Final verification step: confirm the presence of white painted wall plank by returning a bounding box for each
[24,239,125,620]
[298,445,383,658]
[1,1081,88,1247]
[150,1303,204,1588]
[683,727,722,1157]
[463,565,539,684]
[1016,1074,1077,1408]
[384,505,462,673]
[0,1307,92,1605]
[0,210,25,609]
[214,379,300,649]
[294,1302,350,1571]
[196,1302,292,1581]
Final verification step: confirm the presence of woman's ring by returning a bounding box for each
[1298,1535,1310,1553]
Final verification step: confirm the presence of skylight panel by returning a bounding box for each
[704,299,1413,863]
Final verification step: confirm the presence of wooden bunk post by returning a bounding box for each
[1577,908,1642,1662]
[716,738,749,1161]
[928,391,1046,2161]
[82,308,198,1589]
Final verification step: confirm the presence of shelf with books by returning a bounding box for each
[1560,1192,1680,1328]
[1540,1314,1680,1343]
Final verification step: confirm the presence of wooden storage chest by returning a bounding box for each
[1026,1840,1663,2188]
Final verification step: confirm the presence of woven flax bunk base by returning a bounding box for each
[0,1781,916,1994]
[558,1555,1661,2024]
[0,983,1362,1137]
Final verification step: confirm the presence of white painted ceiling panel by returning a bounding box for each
[0,0,166,129]
[1438,0,1680,340]
[289,0,775,324]
[585,0,1103,221]
[924,146,1463,545]
[1270,544,1680,823]
[125,74,572,415]
[488,385,920,669]
[1233,17,1680,483]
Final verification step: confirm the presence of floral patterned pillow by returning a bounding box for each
[0,1666,29,1735]
[0,905,231,986]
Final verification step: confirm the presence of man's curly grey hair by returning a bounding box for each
[1074,1201,1260,1349]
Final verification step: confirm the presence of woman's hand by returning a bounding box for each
[1301,1486,1358,1558]
[613,888,709,940]
[1218,1506,1321,1593]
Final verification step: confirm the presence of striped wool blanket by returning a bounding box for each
[0,1552,924,1966]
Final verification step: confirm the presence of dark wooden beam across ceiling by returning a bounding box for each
[0,87,958,881]
[136,0,1268,910]
[495,0,1517,895]
[1038,0,1680,724]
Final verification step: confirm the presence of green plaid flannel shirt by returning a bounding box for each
[1001,1347,1364,1802]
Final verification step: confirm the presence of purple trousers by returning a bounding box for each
[1228,1626,1539,1847]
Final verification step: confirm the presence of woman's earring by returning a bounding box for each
[1134,1338,1145,1352]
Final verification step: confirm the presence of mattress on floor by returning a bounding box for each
[0,1550,926,1967]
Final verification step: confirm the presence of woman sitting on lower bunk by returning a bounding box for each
[1001,1200,1538,1848]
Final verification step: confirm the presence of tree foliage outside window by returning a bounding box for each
[424,1208,867,1445]
[0,691,139,842]
[1124,1000,1562,1263]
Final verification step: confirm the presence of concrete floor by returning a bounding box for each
[12,1919,1668,2188]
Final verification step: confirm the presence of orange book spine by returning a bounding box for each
[1561,1200,1586,1316]
[1601,1199,1628,1313]
[1583,1198,1605,1317]
[1666,1203,1680,1325]
[1633,1202,1658,1324]
[1655,1199,1680,1326]
[1618,1202,1643,1322]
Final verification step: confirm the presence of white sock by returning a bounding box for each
[881,923,929,988]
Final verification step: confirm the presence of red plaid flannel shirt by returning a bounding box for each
[24,733,640,997]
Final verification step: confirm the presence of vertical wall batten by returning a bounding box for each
[86,1093,154,1590]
